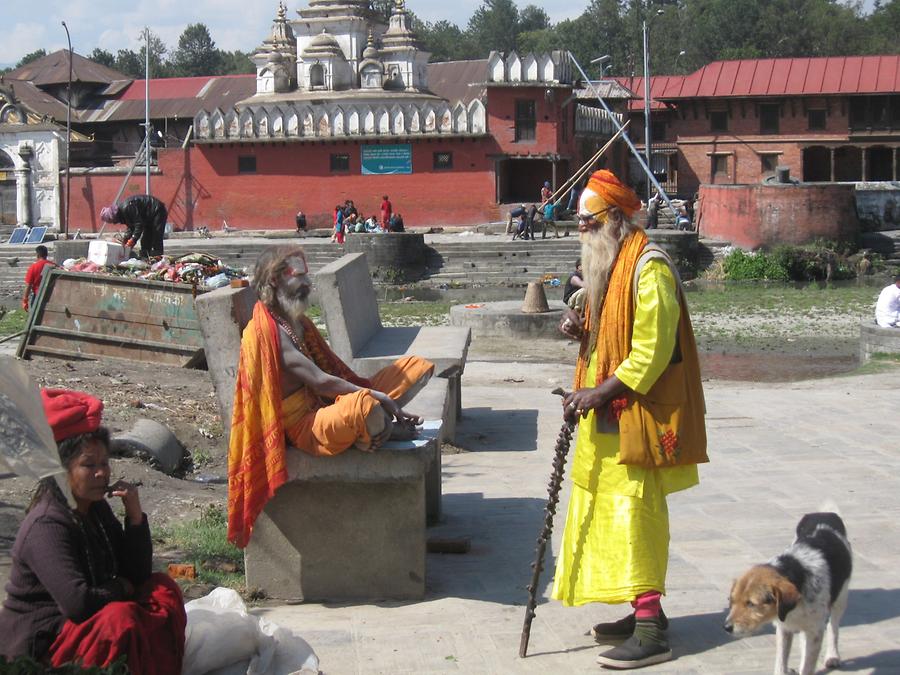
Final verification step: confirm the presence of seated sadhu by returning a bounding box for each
[0,389,186,672]
[228,245,434,547]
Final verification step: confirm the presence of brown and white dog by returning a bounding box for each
[724,512,852,675]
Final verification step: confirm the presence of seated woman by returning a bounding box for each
[0,389,186,673]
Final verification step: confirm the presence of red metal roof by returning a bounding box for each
[660,55,900,99]
[119,74,254,101]
[611,76,685,111]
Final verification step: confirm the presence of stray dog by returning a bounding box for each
[724,512,852,675]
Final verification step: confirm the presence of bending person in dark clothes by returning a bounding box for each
[100,195,168,259]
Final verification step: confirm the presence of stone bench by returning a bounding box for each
[194,285,449,602]
[859,320,900,361]
[315,252,471,443]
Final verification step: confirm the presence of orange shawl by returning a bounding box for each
[227,302,371,548]
[574,230,649,389]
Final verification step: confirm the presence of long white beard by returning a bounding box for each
[580,226,621,316]
[275,287,309,334]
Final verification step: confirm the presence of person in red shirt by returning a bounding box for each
[380,195,393,229]
[22,245,56,311]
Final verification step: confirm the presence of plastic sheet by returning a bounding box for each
[182,588,319,675]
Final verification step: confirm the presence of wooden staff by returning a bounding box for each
[519,388,576,658]
[543,121,630,208]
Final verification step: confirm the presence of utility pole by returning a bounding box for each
[642,19,652,200]
[144,27,151,195]
[61,21,72,237]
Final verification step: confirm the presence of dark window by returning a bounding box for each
[710,110,728,132]
[651,121,666,141]
[760,154,779,176]
[514,99,536,141]
[759,104,780,134]
[330,153,350,172]
[711,154,728,179]
[848,97,867,129]
[433,151,453,170]
[807,109,826,131]
[237,156,257,174]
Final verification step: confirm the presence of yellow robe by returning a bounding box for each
[551,260,699,606]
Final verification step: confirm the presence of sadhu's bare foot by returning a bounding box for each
[389,418,418,441]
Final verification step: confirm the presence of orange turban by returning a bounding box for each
[578,170,642,221]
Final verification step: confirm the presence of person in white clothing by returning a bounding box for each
[875,273,900,327]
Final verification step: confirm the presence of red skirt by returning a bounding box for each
[50,573,186,675]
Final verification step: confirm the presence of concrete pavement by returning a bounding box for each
[256,361,900,674]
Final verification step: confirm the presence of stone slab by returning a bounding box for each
[859,320,900,360]
[450,300,567,339]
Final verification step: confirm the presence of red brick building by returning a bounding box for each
[616,55,900,197]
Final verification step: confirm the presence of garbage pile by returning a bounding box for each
[61,253,248,289]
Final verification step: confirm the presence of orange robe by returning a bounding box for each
[227,302,433,548]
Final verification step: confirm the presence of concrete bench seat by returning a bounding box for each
[194,284,450,602]
[316,253,471,442]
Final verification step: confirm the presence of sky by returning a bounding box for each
[2,0,880,68]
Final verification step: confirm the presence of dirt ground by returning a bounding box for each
[0,356,228,536]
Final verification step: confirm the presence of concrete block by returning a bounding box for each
[403,377,450,523]
[53,240,91,262]
[316,253,381,361]
[245,478,426,602]
[194,285,256,430]
[859,320,900,361]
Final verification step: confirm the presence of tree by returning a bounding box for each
[15,49,47,68]
[114,49,143,78]
[467,0,521,56]
[419,20,474,61]
[171,23,222,77]
[138,30,170,78]
[518,5,551,32]
[219,50,255,75]
[89,48,116,69]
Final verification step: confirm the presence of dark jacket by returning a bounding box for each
[0,495,152,660]
[118,195,168,244]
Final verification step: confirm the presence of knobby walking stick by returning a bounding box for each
[519,387,576,658]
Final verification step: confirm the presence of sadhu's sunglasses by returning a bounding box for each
[577,206,611,225]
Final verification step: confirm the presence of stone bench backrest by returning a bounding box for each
[315,252,383,363]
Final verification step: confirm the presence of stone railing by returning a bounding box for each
[193,98,487,141]
[486,50,572,84]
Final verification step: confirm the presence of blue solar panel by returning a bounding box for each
[24,226,47,244]
[7,227,28,244]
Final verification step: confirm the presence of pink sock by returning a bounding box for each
[633,591,662,619]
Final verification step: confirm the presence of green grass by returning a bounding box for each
[155,504,244,589]
[685,282,877,315]
[0,308,28,337]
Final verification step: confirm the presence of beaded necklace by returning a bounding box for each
[273,314,307,354]
[73,508,118,586]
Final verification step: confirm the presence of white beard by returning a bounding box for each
[580,226,621,317]
[275,286,309,336]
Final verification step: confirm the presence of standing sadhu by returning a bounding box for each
[553,170,708,669]
[99,195,167,259]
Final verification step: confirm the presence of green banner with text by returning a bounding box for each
[361,144,412,175]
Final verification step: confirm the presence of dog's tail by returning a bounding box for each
[796,501,846,539]
[817,499,842,517]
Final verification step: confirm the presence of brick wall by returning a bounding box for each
[660,96,854,194]
[64,139,503,232]
[486,86,577,158]
[698,182,859,249]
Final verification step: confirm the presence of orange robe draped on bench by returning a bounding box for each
[227,301,433,548]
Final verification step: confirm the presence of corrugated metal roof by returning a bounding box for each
[1,79,69,120]
[611,76,685,111]
[4,49,128,86]
[426,59,488,105]
[576,80,636,100]
[660,55,900,99]
[83,74,257,122]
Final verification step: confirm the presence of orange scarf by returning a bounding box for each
[574,230,649,390]
[227,303,372,548]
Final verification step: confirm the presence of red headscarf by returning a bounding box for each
[41,389,104,442]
